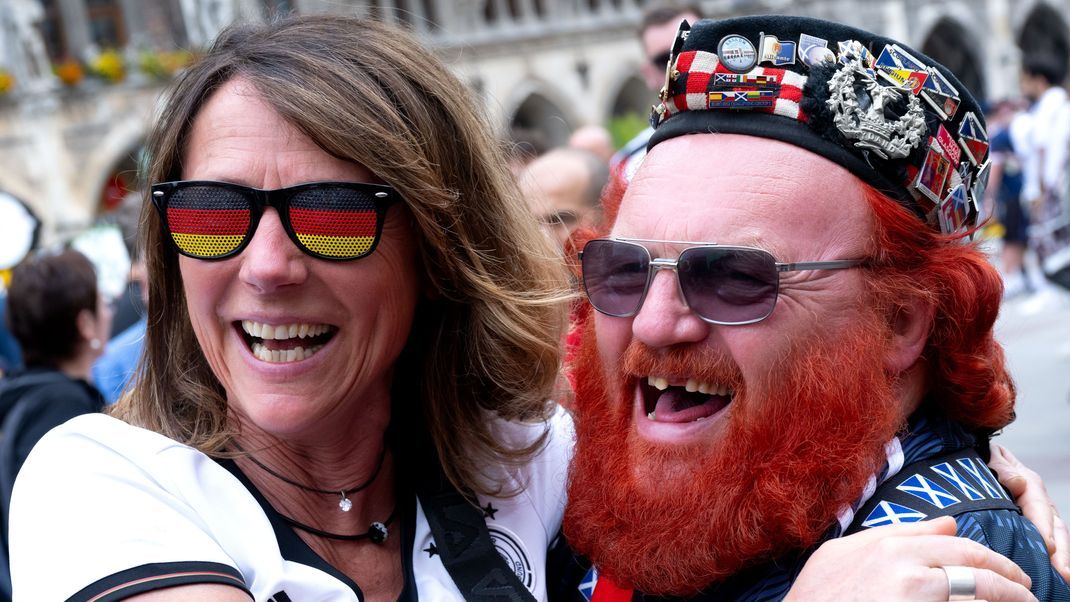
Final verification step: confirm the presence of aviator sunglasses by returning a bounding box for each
[151,180,400,261]
[580,238,866,325]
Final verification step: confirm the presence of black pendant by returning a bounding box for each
[368,521,388,544]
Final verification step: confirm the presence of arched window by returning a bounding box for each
[86,0,128,48]
[921,18,986,102]
[511,92,573,149]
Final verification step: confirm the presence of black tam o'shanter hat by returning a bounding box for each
[648,15,990,235]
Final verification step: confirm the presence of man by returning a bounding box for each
[519,147,609,250]
[562,16,1070,600]
[1015,55,1070,289]
[611,2,704,181]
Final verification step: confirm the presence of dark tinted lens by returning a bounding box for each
[581,240,651,317]
[677,247,778,323]
[288,186,381,259]
[165,185,251,258]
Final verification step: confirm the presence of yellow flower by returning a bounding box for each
[0,70,14,94]
[91,49,125,83]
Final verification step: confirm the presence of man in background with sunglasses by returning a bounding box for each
[560,15,1070,601]
[610,2,704,181]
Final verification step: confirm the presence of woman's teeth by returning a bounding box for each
[241,320,331,340]
[250,343,325,363]
[241,320,333,364]
[645,375,734,396]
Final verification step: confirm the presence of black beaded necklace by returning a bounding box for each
[233,443,395,544]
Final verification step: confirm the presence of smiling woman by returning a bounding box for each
[8,15,572,602]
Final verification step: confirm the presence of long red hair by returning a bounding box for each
[860,187,1015,431]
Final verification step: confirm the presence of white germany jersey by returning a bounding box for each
[9,410,573,601]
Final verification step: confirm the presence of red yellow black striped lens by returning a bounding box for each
[288,188,378,259]
[151,181,398,261]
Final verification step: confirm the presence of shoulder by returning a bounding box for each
[409,407,573,601]
[483,405,574,508]
[956,510,1070,600]
[9,415,261,600]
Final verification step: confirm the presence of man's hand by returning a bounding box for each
[990,444,1070,581]
[785,517,1037,601]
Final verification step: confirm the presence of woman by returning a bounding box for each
[0,249,110,599]
[12,16,571,601]
[8,15,1064,602]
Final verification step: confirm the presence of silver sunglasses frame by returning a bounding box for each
[580,237,866,325]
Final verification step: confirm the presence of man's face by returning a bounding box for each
[641,12,699,91]
[595,134,873,440]
[1020,72,1047,102]
[519,152,597,250]
[565,134,908,594]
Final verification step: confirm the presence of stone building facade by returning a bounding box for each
[1,0,1069,241]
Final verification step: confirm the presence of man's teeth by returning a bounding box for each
[250,342,325,363]
[242,320,331,340]
[645,375,734,396]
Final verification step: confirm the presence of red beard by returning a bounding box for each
[563,316,904,596]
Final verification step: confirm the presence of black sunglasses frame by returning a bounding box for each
[150,180,400,262]
[579,237,866,326]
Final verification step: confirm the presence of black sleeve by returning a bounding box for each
[957,510,1070,601]
[10,387,97,479]
[545,531,592,602]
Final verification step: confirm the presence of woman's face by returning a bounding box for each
[177,78,422,441]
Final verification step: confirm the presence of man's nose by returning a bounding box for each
[238,208,309,293]
[631,269,709,348]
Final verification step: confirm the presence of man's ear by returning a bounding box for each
[884,297,935,374]
[76,308,96,344]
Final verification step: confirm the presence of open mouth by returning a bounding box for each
[639,375,734,423]
[238,320,338,363]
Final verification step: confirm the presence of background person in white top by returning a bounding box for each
[1016,54,1070,285]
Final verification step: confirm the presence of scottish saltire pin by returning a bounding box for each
[920,67,960,120]
[957,112,989,166]
[874,44,929,94]
[915,140,952,205]
[759,32,796,66]
[936,124,961,165]
[939,183,970,233]
[708,89,777,108]
[838,40,874,69]
[798,33,835,67]
[718,34,759,73]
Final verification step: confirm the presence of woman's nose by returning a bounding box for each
[238,209,309,293]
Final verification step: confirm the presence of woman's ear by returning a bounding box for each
[883,297,935,374]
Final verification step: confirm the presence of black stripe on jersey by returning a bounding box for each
[69,561,250,602]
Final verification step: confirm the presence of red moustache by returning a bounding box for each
[563,316,904,596]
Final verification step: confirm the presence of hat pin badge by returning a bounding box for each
[718,34,758,73]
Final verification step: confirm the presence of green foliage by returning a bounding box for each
[607,112,648,150]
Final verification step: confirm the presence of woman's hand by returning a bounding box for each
[990,444,1070,581]
[785,517,1037,601]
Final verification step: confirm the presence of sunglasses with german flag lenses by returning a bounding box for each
[151,181,400,261]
